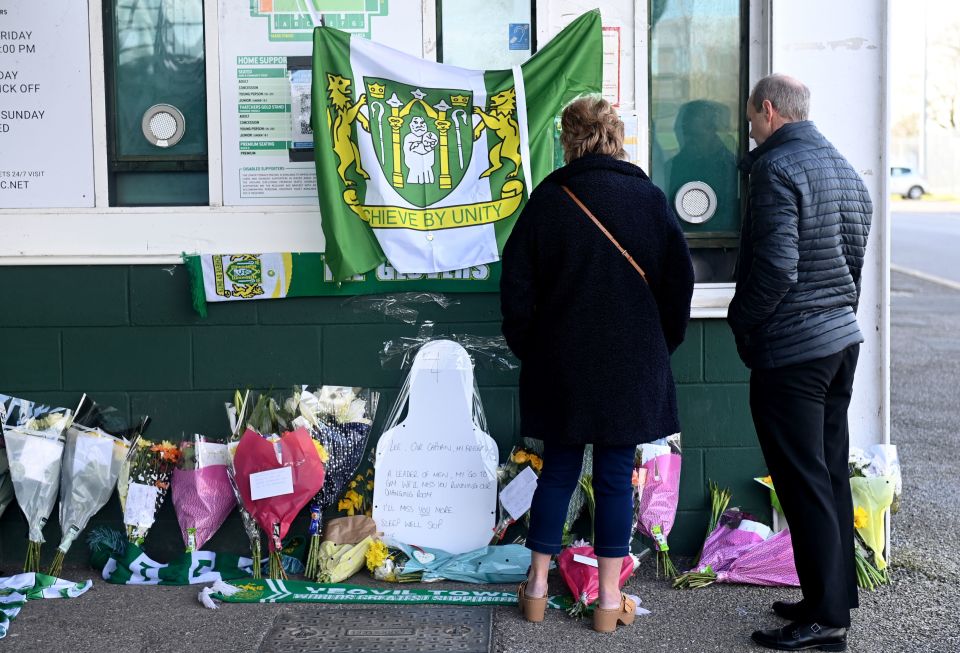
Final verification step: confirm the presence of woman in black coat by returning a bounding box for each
[502,97,694,632]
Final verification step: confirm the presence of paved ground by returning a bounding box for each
[2,271,957,652]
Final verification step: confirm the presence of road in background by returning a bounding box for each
[891,206,960,286]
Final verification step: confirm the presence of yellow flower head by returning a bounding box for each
[338,498,355,516]
[853,505,869,529]
[528,455,543,473]
[366,480,374,491]
[512,450,529,464]
[365,539,389,572]
[313,441,329,464]
[138,438,154,449]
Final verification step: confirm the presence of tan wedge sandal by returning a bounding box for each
[517,581,547,623]
[592,593,636,633]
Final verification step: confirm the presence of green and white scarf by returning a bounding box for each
[0,573,92,639]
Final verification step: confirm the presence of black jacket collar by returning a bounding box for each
[739,120,820,172]
[545,154,650,185]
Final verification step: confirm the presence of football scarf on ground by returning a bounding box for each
[313,10,602,280]
[0,573,92,639]
[89,530,253,586]
[204,579,566,609]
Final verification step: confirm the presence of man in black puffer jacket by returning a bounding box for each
[728,74,872,652]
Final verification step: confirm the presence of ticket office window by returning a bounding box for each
[437,1,536,68]
[649,0,747,283]
[104,0,209,206]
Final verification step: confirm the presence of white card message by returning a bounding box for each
[249,466,294,501]
[197,441,229,467]
[573,553,599,567]
[499,466,539,521]
[124,482,159,528]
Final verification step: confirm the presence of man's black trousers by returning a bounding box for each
[750,344,860,628]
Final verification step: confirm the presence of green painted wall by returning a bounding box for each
[0,265,770,566]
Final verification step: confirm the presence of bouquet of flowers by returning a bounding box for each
[674,509,773,588]
[557,545,636,616]
[634,433,682,577]
[491,442,543,543]
[50,394,149,576]
[225,390,265,577]
[693,480,732,566]
[117,437,181,545]
[337,464,374,517]
[289,385,379,580]
[315,536,374,583]
[172,434,235,552]
[0,394,73,571]
[850,474,895,586]
[365,538,418,582]
[849,443,899,587]
[232,427,325,579]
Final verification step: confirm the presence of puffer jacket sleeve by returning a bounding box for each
[500,191,540,361]
[843,182,873,311]
[653,193,694,354]
[728,160,800,335]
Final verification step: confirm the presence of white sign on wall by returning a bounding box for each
[0,1,94,208]
[218,0,424,206]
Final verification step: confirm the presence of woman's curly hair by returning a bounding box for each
[559,96,627,164]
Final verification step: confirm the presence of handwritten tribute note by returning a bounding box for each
[373,341,498,554]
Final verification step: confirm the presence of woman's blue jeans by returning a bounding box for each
[526,442,636,558]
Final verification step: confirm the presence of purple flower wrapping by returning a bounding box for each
[171,465,236,551]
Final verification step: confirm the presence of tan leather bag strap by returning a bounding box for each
[561,185,648,284]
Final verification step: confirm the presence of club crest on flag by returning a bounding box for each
[362,77,475,206]
[324,71,525,228]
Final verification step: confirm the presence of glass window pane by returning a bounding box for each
[112,0,207,158]
[439,1,533,68]
[649,0,743,282]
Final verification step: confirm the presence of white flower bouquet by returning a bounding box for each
[0,394,72,571]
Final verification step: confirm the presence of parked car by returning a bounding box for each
[889,167,927,199]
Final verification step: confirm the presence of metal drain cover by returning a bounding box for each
[258,606,493,653]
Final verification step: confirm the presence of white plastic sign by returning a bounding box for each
[373,340,498,554]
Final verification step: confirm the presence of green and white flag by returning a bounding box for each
[313,11,602,280]
[0,573,92,639]
[92,539,253,586]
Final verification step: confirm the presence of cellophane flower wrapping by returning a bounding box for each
[715,528,800,586]
[850,475,896,571]
[53,394,147,575]
[172,434,235,552]
[491,441,543,544]
[557,545,635,616]
[0,446,14,521]
[291,385,379,579]
[0,394,73,571]
[674,509,771,588]
[634,434,682,576]
[232,427,325,579]
[117,436,181,545]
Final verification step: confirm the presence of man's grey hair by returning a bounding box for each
[750,74,810,121]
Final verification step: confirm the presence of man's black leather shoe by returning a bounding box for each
[751,622,847,651]
[772,600,807,621]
